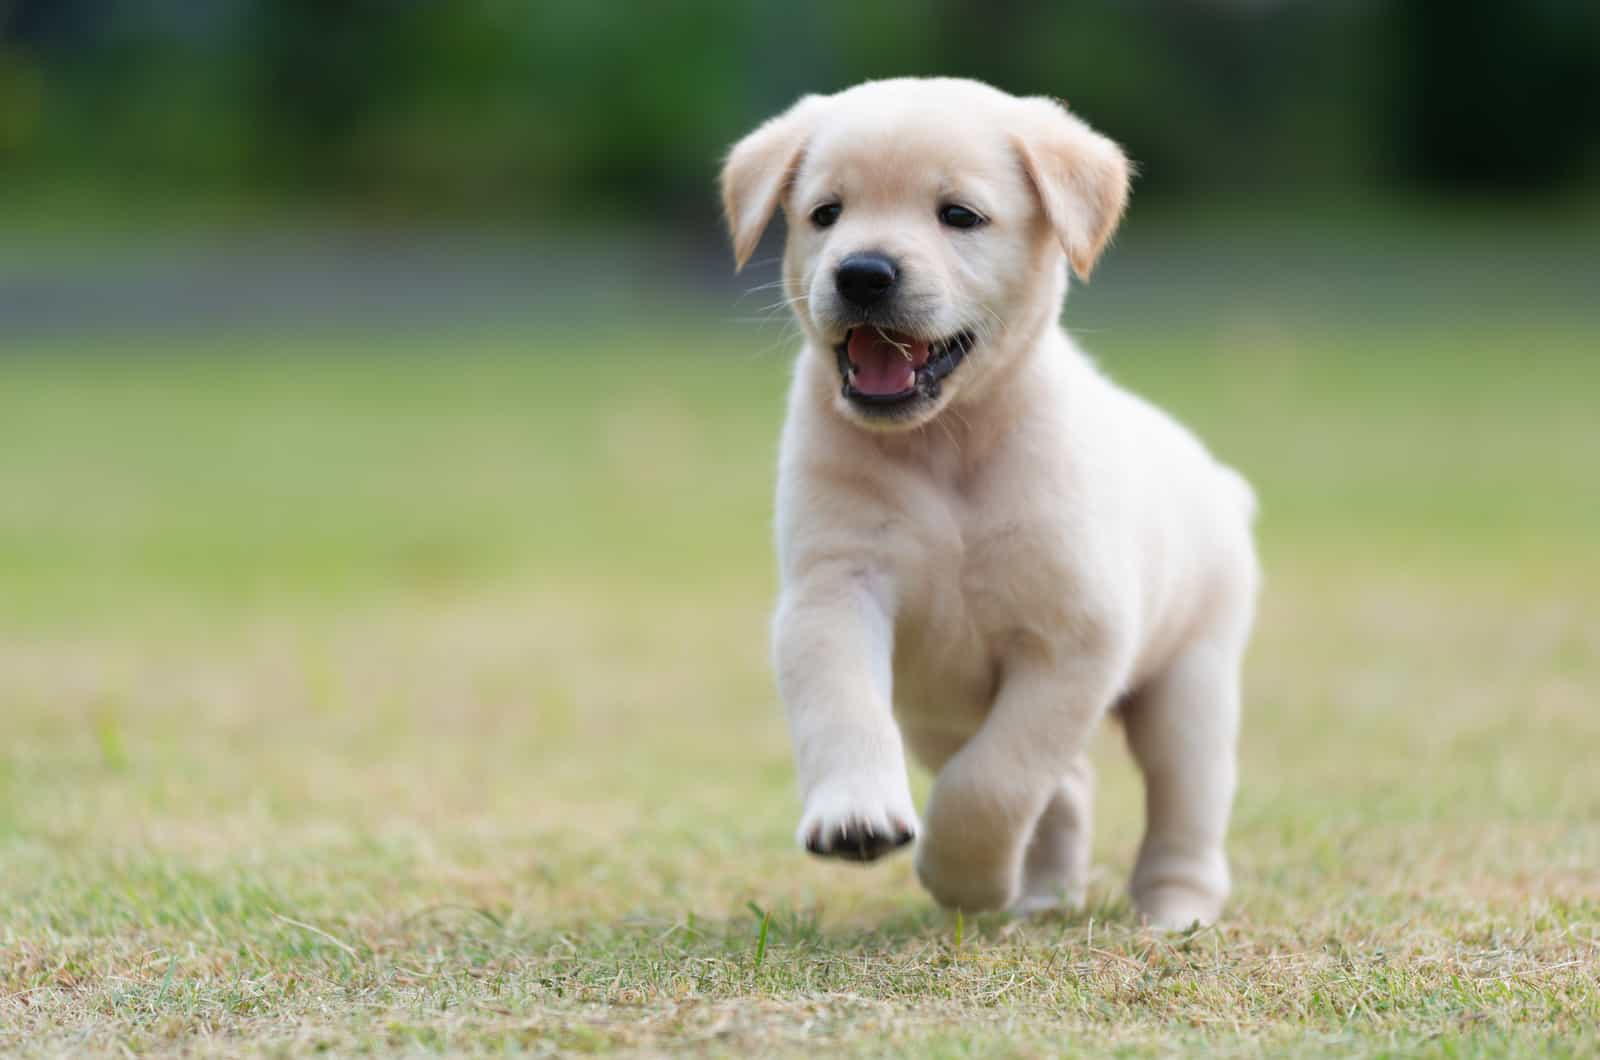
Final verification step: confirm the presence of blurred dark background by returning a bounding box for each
[4,0,1598,230]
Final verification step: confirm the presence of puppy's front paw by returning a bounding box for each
[798,778,918,863]
[912,760,1027,911]
[914,838,1019,911]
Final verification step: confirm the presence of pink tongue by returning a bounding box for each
[847,330,931,396]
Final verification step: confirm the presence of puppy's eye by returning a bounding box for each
[938,204,984,229]
[810,203,842,228]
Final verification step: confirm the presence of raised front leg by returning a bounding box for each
[774,568,918,862]
[915,643,1121,910]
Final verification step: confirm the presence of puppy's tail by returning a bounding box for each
[1218,465,1259,524]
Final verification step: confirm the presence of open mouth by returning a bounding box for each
[833,327,976,410]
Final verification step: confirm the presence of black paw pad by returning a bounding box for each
[806,821,915,863]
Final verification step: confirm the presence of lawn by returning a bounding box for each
[2,265,1598,1054]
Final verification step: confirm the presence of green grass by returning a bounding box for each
[2,297,1598,1055]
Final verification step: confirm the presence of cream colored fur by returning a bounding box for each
[721,78,1259,929]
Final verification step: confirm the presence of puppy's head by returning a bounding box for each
[721,78,1130,430]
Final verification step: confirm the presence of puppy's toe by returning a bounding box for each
[807,819,915,862]
[797,777,919,864]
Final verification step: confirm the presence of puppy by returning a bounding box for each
[721,78,1259,928]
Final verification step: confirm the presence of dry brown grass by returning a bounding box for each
[2,321,1597,1055]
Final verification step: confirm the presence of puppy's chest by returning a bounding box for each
[890,509,1069,721]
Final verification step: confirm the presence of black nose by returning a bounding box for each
[835,252,898,308]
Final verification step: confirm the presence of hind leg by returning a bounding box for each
[1121,637,1243,929]
[1013,753,1095,914]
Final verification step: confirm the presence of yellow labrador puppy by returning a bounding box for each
[721,78,1258,928]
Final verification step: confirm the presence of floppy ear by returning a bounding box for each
[1013,100,1131,281]
[720,95,824,272]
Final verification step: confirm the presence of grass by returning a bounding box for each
[2,270,1598,1055]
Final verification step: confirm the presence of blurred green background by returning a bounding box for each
[2,0,1596,608]
[4,0,1600,220]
